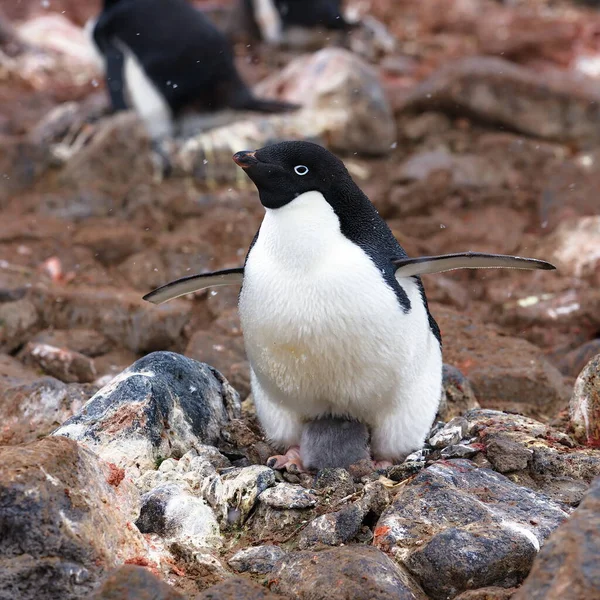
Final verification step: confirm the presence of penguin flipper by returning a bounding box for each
[143,268,244,305]
[393,252,556,278]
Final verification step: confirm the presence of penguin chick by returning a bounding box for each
[143,141,556,471]
[299,417,370,471]
[89,0,298,139]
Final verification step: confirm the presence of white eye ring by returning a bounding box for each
[294,165,309,176]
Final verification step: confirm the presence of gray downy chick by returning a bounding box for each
[300,416,370,471]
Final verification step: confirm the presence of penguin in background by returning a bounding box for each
[235,0,357,45]
[88,0,298,141]
[144,141,555,472]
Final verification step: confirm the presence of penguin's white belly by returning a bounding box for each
[239,191,441,428]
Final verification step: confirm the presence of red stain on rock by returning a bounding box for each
[106,463,125,487]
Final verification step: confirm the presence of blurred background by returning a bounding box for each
[1,0,599,432]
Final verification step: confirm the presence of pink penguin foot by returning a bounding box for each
[372,459,394,470]
[266,446,306,473]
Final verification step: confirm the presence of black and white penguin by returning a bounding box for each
[88,0,298,139]
[144,141,555,470]
[238,0,356,44]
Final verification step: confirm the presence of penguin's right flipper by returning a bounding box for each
[393,252,556,278]
[143,268,244,305]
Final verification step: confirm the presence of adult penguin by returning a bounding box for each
[89,0,298,139]
[144,141,555,471]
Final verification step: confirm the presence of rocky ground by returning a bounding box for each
[1,0,600,599]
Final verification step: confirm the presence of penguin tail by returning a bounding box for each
[239,96,301,113]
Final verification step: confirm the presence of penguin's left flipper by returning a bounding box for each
[143,268,244,305]
[393,252,556,278]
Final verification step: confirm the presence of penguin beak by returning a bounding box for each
[233,151,258,169]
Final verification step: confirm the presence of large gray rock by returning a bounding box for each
[398,56,600,144]
[53,352,241,477]
[270,546,427,600]
[0,437,146,600]
[513,476,600,600]
[375,459,568,600]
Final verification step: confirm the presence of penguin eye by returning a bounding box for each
[294,165,309,176]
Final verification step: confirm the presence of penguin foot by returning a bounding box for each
[266,446,306,472]
[372,459,393,470]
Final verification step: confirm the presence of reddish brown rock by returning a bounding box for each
[455,588,516,600]
[92,566,184,600]
[0,297,39,353]
[73,221,153,267]
[29,284,191,354]
[570,354,600,447]
[512,476,600,600]
[198,577,286,600]
[0,436,146,600]
[30,328,113,357]
[434,305,569,418]
[0,375,94,445]
[558,339,600,378]
[20,342,97,383]
[398,56,600,144]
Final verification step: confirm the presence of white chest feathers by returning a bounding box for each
[238,191,441,425]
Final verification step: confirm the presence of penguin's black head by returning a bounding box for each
[233,141,351,209]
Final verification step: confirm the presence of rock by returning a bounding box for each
[440,444,479,460]
[259,483,317,510]
[58,112,153,199]
[558,339,600,379]
[513,476,600,600]
[135,483,221,550]
[0,298,38,353]
[397,150,512,188]
[0,376,93,445]
[53,352,241,477]
[485,435,533,474]
[256,48,395,156]
[92,565,184,600]
[312,468,356,500]
[375,459,568,599]
[435,305,569,418]
[454,588,516,600]
[298,503,364,549]
[29,285,191,354]
[247,503,316,544]
[428,416,469,448]
[438,364,480,421]
[30,328,113,357]
[398,56,600,145]
[570,354,600,447]
[0,436,147,600]
[269,545,427,600]
[228,545,285,574]
[20,342,97,383]
[197,577,286,599]
[465,409,600,505]
[535,217,600,282]
[219,466,276,524]
[73,221,153,267]
[298,482,390,549]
